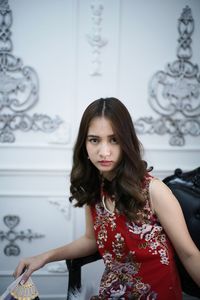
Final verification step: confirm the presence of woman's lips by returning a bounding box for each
[99,160,113,166]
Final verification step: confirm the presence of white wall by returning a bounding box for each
[0,0,200,299]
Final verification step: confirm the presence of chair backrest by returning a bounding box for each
[163,167,200,298]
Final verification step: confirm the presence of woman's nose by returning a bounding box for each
[99,143,111,157]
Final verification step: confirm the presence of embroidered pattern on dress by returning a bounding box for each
[94,202,117,248]
[112,233,125,260]
[126,178,170,265]
[99,271,158,299]
[100,236,158,299]
[127,222,169,265]
[100,251,143,299]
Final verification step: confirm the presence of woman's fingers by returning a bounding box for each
[13,257,35,283]
[19,268,32,285]
[13,254,46,283]
[13,259,28,278]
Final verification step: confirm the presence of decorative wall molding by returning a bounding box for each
[0,215,45,256]
[46,261,68,273]
[0,144,73,172]
[48,197,71,220]
[135,6,200,146]
[87,0,108,76]
[0,168,70,175]
[0,0,63,143]
[47,122,71,145]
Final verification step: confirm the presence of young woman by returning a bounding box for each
[14,98,200,299]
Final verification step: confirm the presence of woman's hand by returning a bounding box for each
[13,206,97,284]
[13,253,47,284]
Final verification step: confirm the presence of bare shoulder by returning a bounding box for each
[149,177,172,194]
[148,177,180,213]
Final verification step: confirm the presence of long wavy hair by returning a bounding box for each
[69,97,151,220]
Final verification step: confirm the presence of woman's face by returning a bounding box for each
[86,117,122,179]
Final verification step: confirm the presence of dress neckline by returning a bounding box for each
[102,195,115,215]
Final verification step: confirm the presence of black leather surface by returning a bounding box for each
[163,167,200,298]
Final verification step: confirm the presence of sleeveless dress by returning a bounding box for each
[90,175,182,299]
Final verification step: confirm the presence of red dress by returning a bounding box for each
[90,176,182,299]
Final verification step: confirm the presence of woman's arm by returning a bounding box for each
[14,205,97,283]
[149,179,200,287]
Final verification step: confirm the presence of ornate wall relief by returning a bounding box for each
[135,6,200,146]
[0,0,62,143]
[0,215,45,256]
[87,0,108,76]
[48,197,71,220]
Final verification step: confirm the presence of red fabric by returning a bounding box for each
[91,175,182,299]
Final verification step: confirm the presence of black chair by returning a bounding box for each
[66,251,101,299]
[66,167,200,299]
[163,167,200,298]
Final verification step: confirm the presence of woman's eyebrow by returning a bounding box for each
[87,134,115,138]
[87,134,99,138]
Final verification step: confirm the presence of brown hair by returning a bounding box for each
[69,97,151,220]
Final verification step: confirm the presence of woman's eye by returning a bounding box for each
[110,137,118,144]
[89,138,98,144]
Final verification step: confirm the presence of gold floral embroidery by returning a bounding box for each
[112,233,125,260]
[94,202,116,248]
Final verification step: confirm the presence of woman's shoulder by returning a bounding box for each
[143,172,169,189]
[141,173,173,212]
